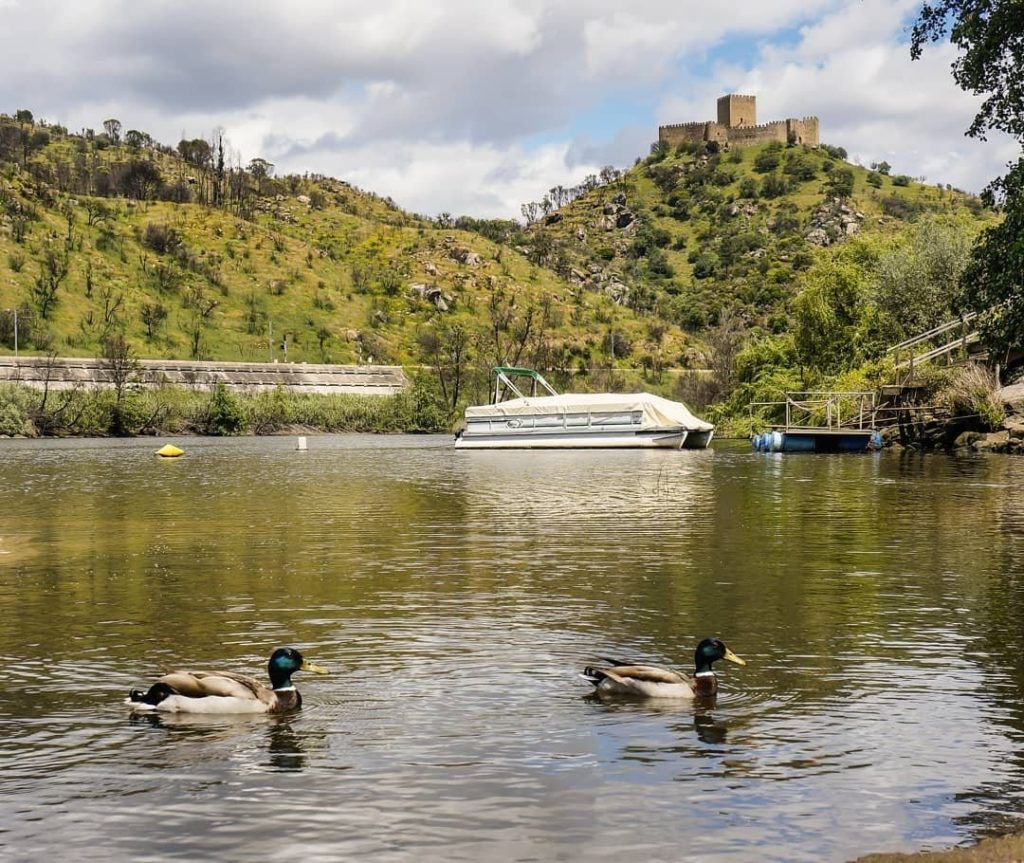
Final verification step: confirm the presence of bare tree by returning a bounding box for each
[183,286,219,358]
[418,323,472,414]
[140,302,168,339]
[101,334,140,435]
[248,158,274,196]
[98,286,124,340]
[102,118,122,143]
[32,246,69,318]
[482,283,551,369]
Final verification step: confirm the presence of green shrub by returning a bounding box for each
[738,178,759,199]
[783,152,817,181]
[824,167,856,198]
[204,384,245,435]
[753,145,784,173]
[760,173,789,199]
[880,195,924,220]
[142,222,181,254]
[0,385,33,436]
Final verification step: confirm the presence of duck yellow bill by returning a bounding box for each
[723,647,747,666]
[302,661,329,674]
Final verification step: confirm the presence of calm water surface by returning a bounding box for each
[2,435,1024,862]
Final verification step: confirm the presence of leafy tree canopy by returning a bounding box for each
[912,1,1024,357]
[912,1,1024,141]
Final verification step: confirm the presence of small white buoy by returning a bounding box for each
[296,436,308,451]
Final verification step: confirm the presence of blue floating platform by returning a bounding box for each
[752,429,881,453]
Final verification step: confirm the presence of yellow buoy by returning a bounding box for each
[156,444,184,458]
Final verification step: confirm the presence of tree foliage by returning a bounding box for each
[913,1,1024,355]
[793,256,878,374]
[912,2,1024,141]
[873,215,977,338]
[961,160,1024,355]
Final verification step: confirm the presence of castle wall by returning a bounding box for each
[659,98,819,149]
[786,117,820,147]
[658,121,710,147]
[726,120,789,146]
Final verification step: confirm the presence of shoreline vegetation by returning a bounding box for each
[0,377,449,439]
[1,364,1022,448]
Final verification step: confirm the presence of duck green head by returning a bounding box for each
[694,638,746,675]
[268,647,328,690]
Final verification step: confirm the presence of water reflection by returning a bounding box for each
[2,437,1024,861]
[266,720,307,772]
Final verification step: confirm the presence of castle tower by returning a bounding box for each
[717,94,756,129]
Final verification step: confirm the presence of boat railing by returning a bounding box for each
[747,391,878,431]
[491,366,559,404]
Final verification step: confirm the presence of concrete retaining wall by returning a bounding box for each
[0,357,408,395]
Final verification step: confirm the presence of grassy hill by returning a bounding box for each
[0,114,693,384]
[0,111,995,425]
[527,139,988,336]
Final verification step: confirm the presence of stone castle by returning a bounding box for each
[659,95,819,149]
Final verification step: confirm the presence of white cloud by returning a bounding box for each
[0,0,1016,216]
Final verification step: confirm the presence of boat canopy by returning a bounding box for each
[465,392,714,432]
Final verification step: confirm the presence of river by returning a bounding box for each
[2,435,1023,862]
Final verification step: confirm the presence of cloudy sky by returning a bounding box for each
[0,0,1018,218]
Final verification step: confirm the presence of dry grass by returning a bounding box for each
[936,362,1005,430]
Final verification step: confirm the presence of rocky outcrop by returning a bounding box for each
[449,247,482,267]
[599,192,636,232]
[409,283,453,312]
[726,202,758,219]
[805,197,864,246]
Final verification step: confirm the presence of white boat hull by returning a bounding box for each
[455,428,714,450]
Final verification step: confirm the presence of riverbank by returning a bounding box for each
[872,380,1024,455]
[0,377,449,438]
[854,833,1024,862]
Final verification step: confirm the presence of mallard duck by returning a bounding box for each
[126,647,327,714]
[581,637,745,698]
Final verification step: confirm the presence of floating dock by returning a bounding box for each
[752,428,881,453]
[749,391,881,454]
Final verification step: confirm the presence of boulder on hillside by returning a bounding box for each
[450,247,482,267]
[544,212,563,225]
[605,281,629,304]
[409,283,453,311]
[806,227,830,246]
